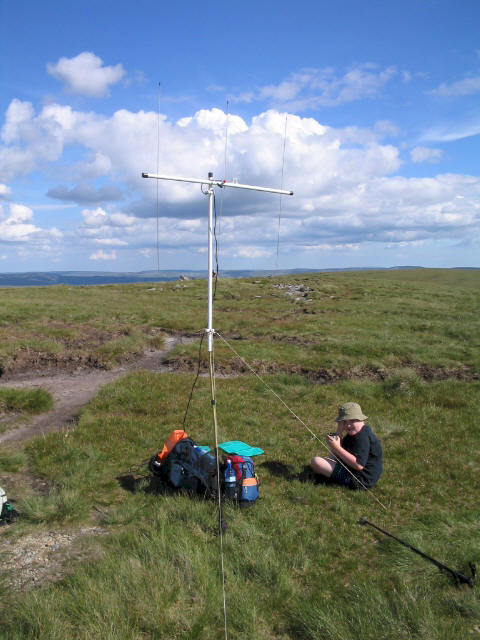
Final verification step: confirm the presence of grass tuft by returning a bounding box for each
[0,388,53,415]
[382,368,424,400]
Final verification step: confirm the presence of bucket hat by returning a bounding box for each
[335,402,367,422]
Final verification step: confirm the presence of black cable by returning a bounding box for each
[359,518,477,588]
[182,333,205,429]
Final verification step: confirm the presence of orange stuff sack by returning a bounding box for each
[157,430,188,463]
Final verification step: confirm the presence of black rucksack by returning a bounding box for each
[0,487,17,525]
[149,437,219,496]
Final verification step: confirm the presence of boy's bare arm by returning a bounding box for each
[326,436,364,471]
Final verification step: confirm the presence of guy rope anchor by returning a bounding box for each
[359,518,476,588]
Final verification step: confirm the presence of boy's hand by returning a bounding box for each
[326,434,341,452]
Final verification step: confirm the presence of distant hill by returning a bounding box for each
[0,267,477,287]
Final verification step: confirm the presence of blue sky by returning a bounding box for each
[0,0,479,272]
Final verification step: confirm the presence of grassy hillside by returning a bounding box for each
[0,269,479,639]
[1,269,479,377]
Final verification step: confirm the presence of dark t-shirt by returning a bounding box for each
[341,424,382,488]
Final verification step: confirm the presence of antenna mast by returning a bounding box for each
[142,170,293,637]
[141,171,293,353]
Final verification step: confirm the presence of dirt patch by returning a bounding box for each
[0,334,194,445]
[0,526,108,590]
[6,349,106,376]
[2,324,125,377]
[166,355,480,383]
[0,336,196,594]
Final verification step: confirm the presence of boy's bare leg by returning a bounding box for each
[311,456,336,477]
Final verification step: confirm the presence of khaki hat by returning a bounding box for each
[335,402,367,422]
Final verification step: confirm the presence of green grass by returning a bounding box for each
[0,388,53,415]
[0,450,26,473]
[0,270,479,375]
[0,387,53,436]
[168,270,480,376]
[0,270,479,639]
[0,371,478,638]
[0,285,172,371]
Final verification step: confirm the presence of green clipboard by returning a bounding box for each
[218,440,264,457]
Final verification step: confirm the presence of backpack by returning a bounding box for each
[149,431,260,506]
[0,487,17,525]
[223,454,259,506]
[149,433,218,496]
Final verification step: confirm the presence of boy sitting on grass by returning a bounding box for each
[311,402,382,490]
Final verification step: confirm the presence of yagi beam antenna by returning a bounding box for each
[142,172,293,196]
[142,171,294,353]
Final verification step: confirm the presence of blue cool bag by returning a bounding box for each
[226,454,259,506]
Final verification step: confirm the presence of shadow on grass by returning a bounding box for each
[260,460,333,486]
[260,460,297,480]
[118,462,337,503]
[117,473,176,497]
[117,473,218,502]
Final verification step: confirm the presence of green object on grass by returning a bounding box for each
[218,441,264,457]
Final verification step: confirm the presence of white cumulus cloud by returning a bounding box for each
[109,212,136,227]
[47,52,125,97]
[234,65,398,111]
[0,183,12,199]
[8,203,33,223]
[93,238,128,246]
[82,206,108,226]
[1,99,35,144]
[429,75,480,97]
[1,93,479,264]
[0,202,62,244]
[89,249,117,260]
[234,246,271,259]
[410,147,443,163]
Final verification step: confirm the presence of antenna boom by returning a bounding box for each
[142,172,293,196]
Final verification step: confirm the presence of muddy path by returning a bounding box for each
[0,334,194,445]
[0,337,201,592]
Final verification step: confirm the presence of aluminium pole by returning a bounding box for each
[205,175,224,597]
[206,175,221,494]
[142,168,293,638]
[207,174,214,353]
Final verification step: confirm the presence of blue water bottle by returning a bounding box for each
[224,459,237,500]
